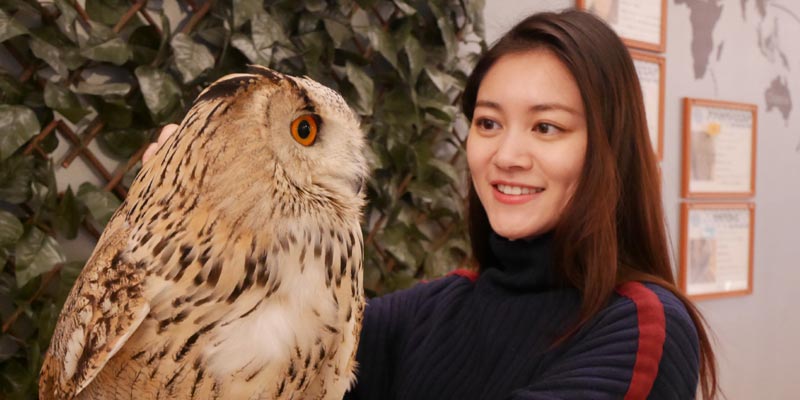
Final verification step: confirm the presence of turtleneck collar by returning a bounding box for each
[479,231,558,291]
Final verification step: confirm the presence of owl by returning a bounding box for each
[39,66,368,400]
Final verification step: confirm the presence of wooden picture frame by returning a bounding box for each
[682,98,758,198]
[577,0,667,52]
[679,202,755,300]
[630,50,665,159]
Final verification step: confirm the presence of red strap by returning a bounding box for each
[616,282,667,400]
[447,268,478,282]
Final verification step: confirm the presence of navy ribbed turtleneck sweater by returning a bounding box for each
[345,233,700,399]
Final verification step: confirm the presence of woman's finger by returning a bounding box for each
[158,124,179,145]
[142,124,180,164]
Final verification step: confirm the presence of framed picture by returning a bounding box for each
[679,203,755,300]
[682,98,758,198]
[631,51,665,159]
[577,0,667,52]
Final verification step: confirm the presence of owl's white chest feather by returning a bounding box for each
[201,228,341,378]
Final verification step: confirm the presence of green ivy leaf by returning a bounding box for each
[297,13,320,35]
[298,31,328,78]
[73,81,132,97]
[121,164,140,188]
[151,13,172,68]
[56,261,84,302]
[98,100,132,129]
[380,224,419,268]
[29,36,68,78]
[85,0,128,26]
[134,66,182,124]
[355,0,378,8]
[419,97,457,123]
[38,130,59,154]
[466,0,486,39]
[80,35,131,65]
[29,26,84,73]
[252,11,289,51]
[231,32,270,64]
[0,210,23,247]
[54,0,79,41]
[233,0,263,29]
[424,67,461,93]
[99,128,147,159]
[35,302,60,350]
[429,3,457,62]
[80,20,115,45]
[0,72,24,104]
[195,19,228,48]
[393,0,417,15]
[0,9,28,42]
[77,183,121,227]
[404,36,424,84]
[346,61,374,114]
[356,24,398,70]
[423,247,453,278]
[43,81,90,123]
[15,227,66,288]
[0,358,35,398]
[28,181,52,216]
[305,0,327,12]
[128,25,160,65]
[323,18,351,47]
[426,158,460,185]
[379,88,420,128]
[170,33,215,83]
[0,155,34,204]
[0,334,20,362]
[0,105,39,162]
[54,187,84,240]
[384,269,419,293]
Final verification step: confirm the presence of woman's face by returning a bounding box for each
[467,50,588,240]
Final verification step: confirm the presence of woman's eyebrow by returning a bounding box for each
[475,99,582,116]
[529,103,583,116]
[475,100,502,110]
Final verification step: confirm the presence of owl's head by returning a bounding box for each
[148,66,368,226]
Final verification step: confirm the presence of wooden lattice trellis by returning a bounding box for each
[4,0,218,241]
[0,0,218,347]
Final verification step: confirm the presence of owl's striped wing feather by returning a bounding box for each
[39,210,150,400]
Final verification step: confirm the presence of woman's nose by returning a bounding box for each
[493,130,533,171]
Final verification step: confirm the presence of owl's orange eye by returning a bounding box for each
[290,115,318,146]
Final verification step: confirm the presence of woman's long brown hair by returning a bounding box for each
[462,10,718,399]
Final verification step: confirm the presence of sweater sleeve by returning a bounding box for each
[507,282,700,400]
[344,276,460,400]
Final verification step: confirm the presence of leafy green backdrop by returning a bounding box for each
[0,0,485,397]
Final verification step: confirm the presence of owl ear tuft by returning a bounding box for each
[246,65,283,83]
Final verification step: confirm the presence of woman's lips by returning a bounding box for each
[491,183,544,204]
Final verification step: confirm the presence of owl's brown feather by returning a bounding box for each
[39,204,148,398]
[40,66,367,399]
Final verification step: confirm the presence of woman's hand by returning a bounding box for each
[142,124,179,164]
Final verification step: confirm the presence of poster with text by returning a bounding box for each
[682,99,757,197]
[632,51,665,159]
[680,203,754,300]
[578,0,666,52]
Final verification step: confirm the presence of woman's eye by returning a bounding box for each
[476,118,499,130]
[534,123,559,134]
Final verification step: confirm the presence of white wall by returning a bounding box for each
[483,1,800,399]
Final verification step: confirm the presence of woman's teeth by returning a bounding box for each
[496,184,544,195]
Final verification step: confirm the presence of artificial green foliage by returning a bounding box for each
[0,0,485,397]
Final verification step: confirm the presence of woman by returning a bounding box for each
[345,10,717,400]
[147,10,717,399]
